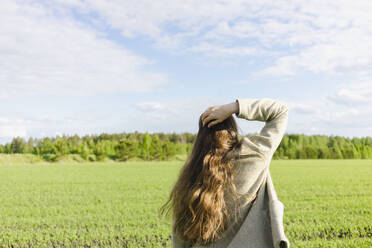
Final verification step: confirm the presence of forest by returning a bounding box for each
[1,132,372,162]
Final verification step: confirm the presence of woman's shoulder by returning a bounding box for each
[234,136,271,160]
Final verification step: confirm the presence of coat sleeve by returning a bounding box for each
[235,98,289,157]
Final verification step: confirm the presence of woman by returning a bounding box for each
[159,98,290,248]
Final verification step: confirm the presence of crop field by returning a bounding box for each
[0,159,371,247]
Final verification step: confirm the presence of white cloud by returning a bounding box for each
[253,56,298,77]
[49,0,372,75]
[257,35,372,77]
[189,42,258,57]
[0,117,10,123]
[286,89,372,137]
[0,125,27,138]
[0,116,28,137]
[327,80,372,106]
[0,0,168,98]
[133,97,228,131]
[288,103,317,115]
[136,102,167,112]
[0,113,108,141]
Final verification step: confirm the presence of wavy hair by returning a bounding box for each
[159,113,255,246]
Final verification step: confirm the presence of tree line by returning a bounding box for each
[1,132,194,162]
[1,132,372,162]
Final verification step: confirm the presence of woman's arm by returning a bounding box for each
[201,101,239,128]
[235,98,289,157]
[201,98,288,157]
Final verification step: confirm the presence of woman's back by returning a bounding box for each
[171,98,290,248]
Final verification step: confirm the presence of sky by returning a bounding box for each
[1,0,372,144]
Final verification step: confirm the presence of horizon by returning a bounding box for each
[1,130,371,146]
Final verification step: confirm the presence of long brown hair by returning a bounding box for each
[159,113,254,246]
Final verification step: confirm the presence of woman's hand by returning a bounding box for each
[201,101,239,128]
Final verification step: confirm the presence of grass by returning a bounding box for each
[0,159,371,247]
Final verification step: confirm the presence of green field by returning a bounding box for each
[0,160,371,247]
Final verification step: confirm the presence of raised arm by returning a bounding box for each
[235,98,289,157]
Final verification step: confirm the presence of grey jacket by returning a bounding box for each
[172,98,290,248]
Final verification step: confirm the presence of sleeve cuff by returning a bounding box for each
[235,99,241,118]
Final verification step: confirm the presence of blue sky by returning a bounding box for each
[1,0,372,144]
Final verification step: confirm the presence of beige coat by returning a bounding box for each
[172,98,290,248]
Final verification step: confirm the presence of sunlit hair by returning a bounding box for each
[159,113,255,246]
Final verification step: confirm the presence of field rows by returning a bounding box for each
[0,160,371,247]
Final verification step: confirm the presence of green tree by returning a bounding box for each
[317,147,330,159]
[150,134,164,160]
[54,137,70,157]
[93,140,106,161]
[141,133,152,160]
[115,139,139,161]
[79,142,91,161]
[39,138,57,154]
[163,138,177,159]
[304,145,318,159]
[10,137,26,154]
